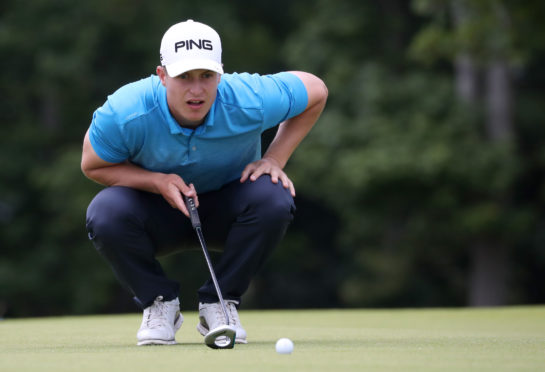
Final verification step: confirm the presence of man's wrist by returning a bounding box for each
[262,156,283,168]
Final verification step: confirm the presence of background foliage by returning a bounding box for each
[1,0,544,317]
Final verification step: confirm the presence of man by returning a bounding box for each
[81,19,327,346]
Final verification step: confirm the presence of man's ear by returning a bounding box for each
[156,66,167,86]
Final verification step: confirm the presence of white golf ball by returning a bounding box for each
[275,338,294,354]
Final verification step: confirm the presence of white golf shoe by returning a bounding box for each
[137,296,183,346]
[197,300,247,344]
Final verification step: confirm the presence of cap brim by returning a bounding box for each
[164,59,223,77]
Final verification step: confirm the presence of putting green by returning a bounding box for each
[1,306,544,371]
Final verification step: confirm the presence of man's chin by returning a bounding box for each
[179,116,205,129]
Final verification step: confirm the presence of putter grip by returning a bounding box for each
[184,196,201,228]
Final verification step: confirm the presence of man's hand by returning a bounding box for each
[240,157,295,197]
[155,173,199,216]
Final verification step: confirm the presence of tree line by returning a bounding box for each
[1,0,544,317]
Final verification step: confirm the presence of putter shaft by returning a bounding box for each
[185,196,230,325]
[195,226,231,325]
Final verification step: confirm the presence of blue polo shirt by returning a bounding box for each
[89,72,308,193]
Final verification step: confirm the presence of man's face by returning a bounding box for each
[157,67,221,128]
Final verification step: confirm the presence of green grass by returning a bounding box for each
[1,306,544,371]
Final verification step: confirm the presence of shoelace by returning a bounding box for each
[226,301,239,326]
[213,303,227,325]
[145,296,169,329]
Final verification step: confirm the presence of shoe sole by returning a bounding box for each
[197,323,247,344]
[137,339,177,346]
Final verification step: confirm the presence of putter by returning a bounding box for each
[184,195,236,349]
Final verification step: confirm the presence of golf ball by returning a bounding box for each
[275,338,294,354]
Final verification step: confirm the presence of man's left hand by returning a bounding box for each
[240,157,295,197]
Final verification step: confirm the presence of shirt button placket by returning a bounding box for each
[188,134,197,162]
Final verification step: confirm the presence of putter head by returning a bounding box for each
[204,325,236,349]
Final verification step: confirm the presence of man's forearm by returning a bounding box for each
[263,89,327,167]
[84,161,165,194]
[263,71,328,167]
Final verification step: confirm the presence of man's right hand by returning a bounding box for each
[155,173,199,217]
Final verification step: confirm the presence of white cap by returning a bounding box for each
[160,20,223,77]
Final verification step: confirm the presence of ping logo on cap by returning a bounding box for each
[175,39,213,52]
[160,20,224,76]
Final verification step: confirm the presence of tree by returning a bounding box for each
[411,0,545,305]
[284,0,545,306]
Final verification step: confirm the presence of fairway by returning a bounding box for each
[1,306,544,371]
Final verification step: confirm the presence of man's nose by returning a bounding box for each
[188,81,204,94]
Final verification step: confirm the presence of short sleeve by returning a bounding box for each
[260,72,309,131]
[88,100,129,163]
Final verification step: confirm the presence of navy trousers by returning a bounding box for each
[86,175,295,309]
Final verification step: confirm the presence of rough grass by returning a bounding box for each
[1,306,544,371]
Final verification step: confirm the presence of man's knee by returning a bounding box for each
[86,186,144,241]
[244,175,295,223]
